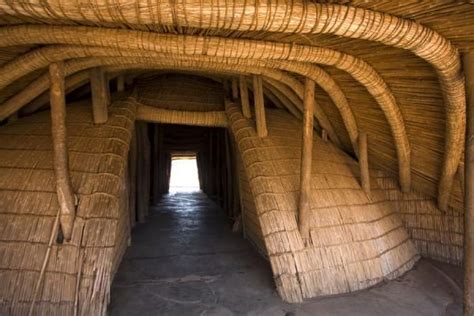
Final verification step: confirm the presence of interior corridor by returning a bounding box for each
[109,192,463,316]
[109,192,281,315]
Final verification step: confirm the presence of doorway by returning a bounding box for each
[169,154,200,194]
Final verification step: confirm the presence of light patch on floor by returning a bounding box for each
[169,156,200,193]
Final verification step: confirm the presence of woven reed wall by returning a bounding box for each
[0,99,136,315]
[373,170,464,266]
[226,102,419,303]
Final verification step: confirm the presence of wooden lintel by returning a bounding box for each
[252,75,267,137]
[49,61,76,241]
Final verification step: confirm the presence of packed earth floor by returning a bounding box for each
[109,192,463,316]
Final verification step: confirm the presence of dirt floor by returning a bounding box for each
[109,192,463,316]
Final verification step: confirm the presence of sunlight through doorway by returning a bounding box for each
[169,154,200,194]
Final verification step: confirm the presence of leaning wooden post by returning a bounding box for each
[231,77,239,100]
[239,75,251,118]
[358,131,371,195]
[464,50,474,316]
[49,61,76,241]
[252,75,268,137]
[117,74,125,92]
[90,67,109,124]
[298,78,315,241]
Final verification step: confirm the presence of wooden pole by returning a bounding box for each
[49,61,76,241]
[239,75,251,118]
[90,67,109,124]
[117,74,125,92]
[252,75,268,137]
[136,122,148,223]
[358,131,371,195]
[464,51,474,316]
[231,77,239,100]
[128,128,137,228]
[298,78,315,241]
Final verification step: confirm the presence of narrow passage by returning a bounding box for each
[110,193,462,315]
[109,192,282,315]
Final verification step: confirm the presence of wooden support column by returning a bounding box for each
[298,78,315,241]
[128,128,137,228]
[231,77,239,100]
[252,75,268,137]
[358,131,371,195]
[117,74,125,92]
[49,61,76,241]
[464,50,474,316]
[90,67,109,124]
[239,75,251,118]
[136,122,150,223]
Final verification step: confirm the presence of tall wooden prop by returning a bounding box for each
[90,67,109,124]
[49,61,76,241]
[298,78,315,241]
[252,75,268,137]
[358,131,371,195]
[239,75,251,118]
[136,123,149,223]
[464,51,474,316]
[128,128,137,228]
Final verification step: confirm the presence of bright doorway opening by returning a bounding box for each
[169,154,201,194]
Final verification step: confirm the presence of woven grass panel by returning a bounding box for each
[227,103,419,303]
[0,99,136,315]
[374,170,464,266]
[135,74,224,112]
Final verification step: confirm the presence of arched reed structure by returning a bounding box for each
[0,1,472,315]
